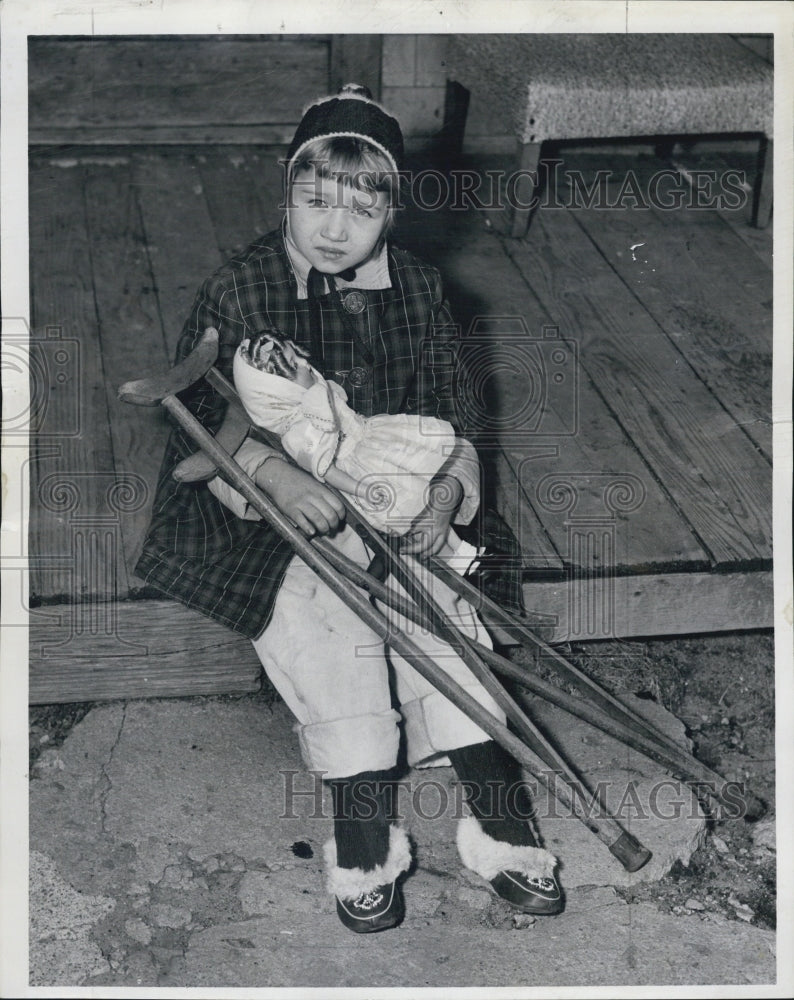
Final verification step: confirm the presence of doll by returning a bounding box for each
[234,327,480,548]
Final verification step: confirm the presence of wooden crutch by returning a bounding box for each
[148,328,763,821]
[119,327,653,872]
[307,531,758,821]
[426,558,766,819]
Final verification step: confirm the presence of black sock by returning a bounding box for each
[328,769,395,871]
[448,740,537,847]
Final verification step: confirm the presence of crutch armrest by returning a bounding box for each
[118,327,220,406]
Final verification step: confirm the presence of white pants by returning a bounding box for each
[251,525,506,779]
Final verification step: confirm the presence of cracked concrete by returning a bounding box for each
[27,697,776,988]
[98,704,127,836]
[29,851,115,987]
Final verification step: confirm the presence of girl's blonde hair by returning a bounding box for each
[287,135,404,234]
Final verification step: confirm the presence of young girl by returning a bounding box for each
[137,84,563,932]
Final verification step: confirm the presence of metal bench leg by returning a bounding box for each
[510,141,542,238]
[752,136,773,229]
[440,80,470,166]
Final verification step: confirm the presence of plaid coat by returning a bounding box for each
[136,225,522,638]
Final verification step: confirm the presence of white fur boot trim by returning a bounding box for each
[323,825,412,901]
[456,815,557,881]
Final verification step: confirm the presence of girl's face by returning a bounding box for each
[287,165,390,275]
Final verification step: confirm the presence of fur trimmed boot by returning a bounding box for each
[456,815,562,914]
[325,770,409,933]
[449,740,564,915]
[324,824,411,932]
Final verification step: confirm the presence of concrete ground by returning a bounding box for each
[27,695,776,989]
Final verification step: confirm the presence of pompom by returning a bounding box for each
[339,82,373,100]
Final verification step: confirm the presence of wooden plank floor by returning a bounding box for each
[28,143,774,702]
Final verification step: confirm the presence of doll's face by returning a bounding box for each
[242,332,312,385]
[287,165,390,275]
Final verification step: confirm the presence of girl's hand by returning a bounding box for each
[255,457,346,537]
[400,475,463,559]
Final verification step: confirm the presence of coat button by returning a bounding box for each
[342,290,367,314]
[348,367,370,387]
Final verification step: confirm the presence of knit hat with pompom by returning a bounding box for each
[286,84,404,176]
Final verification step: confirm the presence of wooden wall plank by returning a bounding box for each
[133,151,224,359]
[29,156,129,602]
[197,148,284,258]
[504,206,772,568]
[568,170,772,459]
[29,37,329,135]
[397,202,708,573]
[523,570,773,643]
[83,159,172,582]
[30,124,299,147]
[29,600,262,705]
[382,35,417,87]
[329,35,383,99]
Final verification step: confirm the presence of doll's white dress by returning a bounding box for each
[233,341,479,535]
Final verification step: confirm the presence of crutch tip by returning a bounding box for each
[609,831,652,873]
